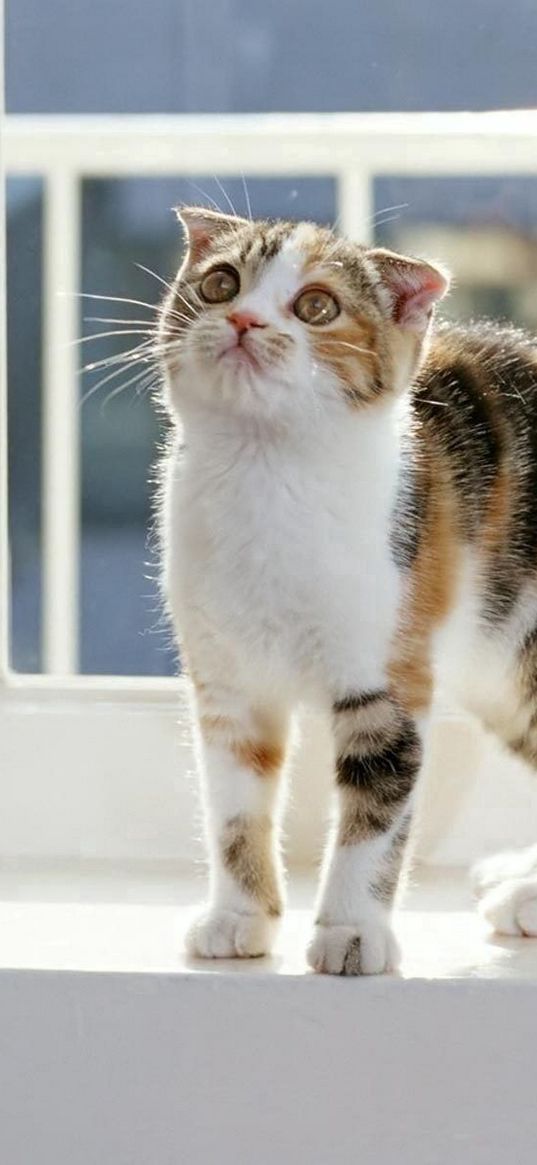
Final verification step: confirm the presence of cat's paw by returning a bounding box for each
[306,920,400,976]
[472,845,537,900]
[478,876,537,937]
[185,907,276,959]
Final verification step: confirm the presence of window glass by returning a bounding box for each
[7,178,42,672]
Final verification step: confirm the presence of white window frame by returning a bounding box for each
[3,110,537,867]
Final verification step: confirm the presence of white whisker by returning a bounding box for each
[102,365,160,410]
[372,202,409,222]
[66,328,156,349]
[134,262,176,295]
[171,287,203,316]
[213,177,238,218]
[82,335,180,376]
[185,181,222,212]
[83,315,160,327]
[372,213,404,229]
[240,172,253,221]
[81,351,156,404]
[60,291,160,313]
[81,340,154,375]
[322,338,373,357]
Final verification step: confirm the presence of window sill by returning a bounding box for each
[2,862,537,1165]
[1,860,536,981]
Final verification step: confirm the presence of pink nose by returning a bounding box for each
[227,310,266,336]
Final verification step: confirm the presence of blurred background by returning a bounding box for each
[6,0,537,675]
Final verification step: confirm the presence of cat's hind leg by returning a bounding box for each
[472,628,537,938]
[473,847,537,936]
[185,674,289,961]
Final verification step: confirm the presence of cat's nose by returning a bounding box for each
[227,310,266,336]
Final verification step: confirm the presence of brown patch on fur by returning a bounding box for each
[198,715,284,776]
[389,452,459,715]
[221,814,282,916]
[311,318,381,403]
[231,738,284,777]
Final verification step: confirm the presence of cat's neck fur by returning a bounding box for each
[177,389,407,525]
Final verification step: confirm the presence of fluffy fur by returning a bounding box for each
[158,207,537,975]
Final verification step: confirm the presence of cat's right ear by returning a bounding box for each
[174,206,248,264]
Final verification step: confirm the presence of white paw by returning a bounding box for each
[306,920,400,977]
[472,845,537,900]
[479,876,537,937]
[185,908,277,959]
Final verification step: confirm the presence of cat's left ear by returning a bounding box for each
[367,248,450,334]
[174,205,249,264]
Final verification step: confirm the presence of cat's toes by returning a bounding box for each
[185,908,276,959]
[306,920,400,976]
[479,876,537,937]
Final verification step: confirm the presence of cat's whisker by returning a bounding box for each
[171,286,203,316]
[82,335,181,374]
[66,328,157,349]
[162,310,199,327]
[371,213,404,229]
[83,315,161,327]
[321,338,374,358]
[81,316,183,337]
[85,333,181,372]
[80,341,155,375]
[371,202,409,223]
[102,365,161,411]
[213,177,239,218]
[240,172,253,221]
[81,335,181,386]
[134,262,177,296]
[60,290,160,313]
[185,180,223,213]
[80,350,157,403]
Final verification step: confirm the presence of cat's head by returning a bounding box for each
[159,207,449,422]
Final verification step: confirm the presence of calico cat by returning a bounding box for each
[158,206,537,975]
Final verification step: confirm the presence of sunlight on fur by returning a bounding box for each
[91,204,537,977]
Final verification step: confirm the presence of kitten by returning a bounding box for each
[158,206,537,974]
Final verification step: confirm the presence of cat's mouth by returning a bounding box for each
[218,335,262,373]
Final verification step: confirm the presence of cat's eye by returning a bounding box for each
[199,266,240,304]
[293,287,340,326]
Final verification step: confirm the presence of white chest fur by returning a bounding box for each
[164,399,404,700]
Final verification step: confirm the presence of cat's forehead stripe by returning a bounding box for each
[234,220,296,267]
[238,237,310,310]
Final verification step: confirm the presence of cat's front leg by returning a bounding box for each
[307,690,424,976]
[185,680,289,961]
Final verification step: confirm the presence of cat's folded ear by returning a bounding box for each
[174,205,249,263]
[366,248,450,334]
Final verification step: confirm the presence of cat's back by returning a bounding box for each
[407,319,537,714]
[410,319,537,598]
[415,318,537,474]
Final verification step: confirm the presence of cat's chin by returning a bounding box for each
[218,343,263,374]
